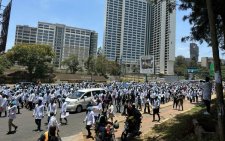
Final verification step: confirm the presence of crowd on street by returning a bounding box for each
[0,77,214,140]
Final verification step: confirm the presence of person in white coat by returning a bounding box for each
[33,100,44,132]
[28,92,35,111]
[60,99,68,124]
[107,101,114,122]
[7,101,18,134]
[47,100,57,123]
[48,112,60,136]
[83,107,95,138]
[0,95,8,117]
[152,96,160,122]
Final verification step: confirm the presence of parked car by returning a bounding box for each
[65,88,106,113]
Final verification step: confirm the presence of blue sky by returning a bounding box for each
[3,0,216,60]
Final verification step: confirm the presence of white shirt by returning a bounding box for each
[48,103,57,116]
[1,97,8,108]
[61,102,67,113]
[8,105,17,119]
[153,99,160,109]
[84,111,95,125]
[28,93,35,102]
[202,82,212,101]
[33,104,44,119]
[48,116,60,131]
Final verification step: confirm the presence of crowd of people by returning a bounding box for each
[0,77,214,140]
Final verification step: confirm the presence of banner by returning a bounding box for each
[140,55,154,74]
[0,0,12,52]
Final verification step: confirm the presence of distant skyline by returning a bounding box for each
[2,0,221,60]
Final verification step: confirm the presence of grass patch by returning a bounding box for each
[142,100,218,141]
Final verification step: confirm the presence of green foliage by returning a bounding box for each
[84,56,96,74]
[0,54,12,74]
[85,55,121,76]
[188,59,198,68]
[174,55,188,76]
[196,66,210,79]
[179,0,225,49]
[95,55,107,76]
[221,65,225,80]
[107,61,121,76]
[62,55,79,74]
[6,44,54,79]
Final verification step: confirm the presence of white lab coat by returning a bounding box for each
[28,93,35,102]
[8,105,17,119]
[60,102,69,118]
[47,103,57,116]
[48,116,60,131]
[84,111,95,125]
[33,104,44,119]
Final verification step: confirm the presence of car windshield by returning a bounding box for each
[68,91,84,99]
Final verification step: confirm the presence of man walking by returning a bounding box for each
[83,107,95,138]
[1,95,8,117]
[202,77,212,115]
[33,100,44,132]
[116,92,121,113]
[60,99,68,125]
[7,101,18,134]
[152,96,160,122]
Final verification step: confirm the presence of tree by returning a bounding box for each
[107,61,121,76]
[95,55,108,76]
[179,0,225,49]
[178,0,225,140]
[62,55,79,74]
[6,44,54,79]
[205,1,225,140]
[174,55,188,76]
[97,47,103,56]
[196,66,209,79]
[84,56,96,74]
[0,54,11,75]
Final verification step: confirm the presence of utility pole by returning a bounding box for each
[205,0,225,140]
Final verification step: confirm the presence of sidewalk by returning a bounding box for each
[62,132,84,141]
[81,100,198,141]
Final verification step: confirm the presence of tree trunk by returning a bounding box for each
[28,66,33,81]
[205,0,225,141]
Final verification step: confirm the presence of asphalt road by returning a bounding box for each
[0,107,87,141]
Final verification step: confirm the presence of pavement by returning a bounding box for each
[74,99,199,141]
[0,107,87,141]
[0,97,213,141]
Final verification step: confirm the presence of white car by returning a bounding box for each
[65,88,106,113]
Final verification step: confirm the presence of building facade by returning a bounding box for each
[103,0,148,73]
[15,25,37,45]
[103,0,176,74]
[150,0,176,75]
[190,43,199,63]
[15,22,98,68]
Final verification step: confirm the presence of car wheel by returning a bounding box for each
[76,105,83,113]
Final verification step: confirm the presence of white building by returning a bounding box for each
[15,22,98,68]
[103,0,176,75]
[15,25,37,45]
[150,0,176,75]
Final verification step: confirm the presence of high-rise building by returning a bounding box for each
[103,0,148,72]
[15,22,98,68]
[103,0,176,74]
[190,43,199,63]
[150,0,176,75]
[15,25,37,45]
